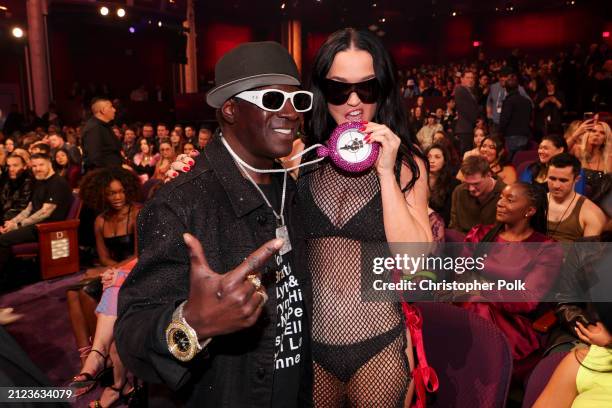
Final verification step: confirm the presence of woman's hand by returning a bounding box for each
[101,268,118,290]
[575,321,612,347]
[361,121,401,178]
[164,152,198,182]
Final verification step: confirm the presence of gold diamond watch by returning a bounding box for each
[165,300,212,362]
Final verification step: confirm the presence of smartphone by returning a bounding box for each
[583,112,594,121]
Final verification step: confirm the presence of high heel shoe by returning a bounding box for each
[89,382,135,408]
[69,349,113,394]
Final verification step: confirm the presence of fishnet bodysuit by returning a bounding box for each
[298,161,410,408]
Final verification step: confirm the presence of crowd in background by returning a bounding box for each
[0,40,611,407]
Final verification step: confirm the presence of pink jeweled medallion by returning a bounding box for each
[316,122,380,173]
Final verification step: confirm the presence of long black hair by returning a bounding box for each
[527,134,568,180]
[481,182,548,242]
[305,28,426,191]
[426,143,455,210]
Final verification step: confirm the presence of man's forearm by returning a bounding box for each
[10,203,32,223]
[20,204,57,227]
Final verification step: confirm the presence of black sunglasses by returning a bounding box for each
[321,78,380,105]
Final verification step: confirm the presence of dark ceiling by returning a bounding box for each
[196,0,608,32]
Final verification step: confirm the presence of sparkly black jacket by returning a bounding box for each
[115,135,312,408]
[0,171,33,223]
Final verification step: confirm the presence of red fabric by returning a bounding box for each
[458,224,559,373]
[403,302,439,408]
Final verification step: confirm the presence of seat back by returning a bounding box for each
[521,352,568,408]
[512,149,539,170]
[516,160,537,180]
[67,192,82,220]
[416,302,513,408]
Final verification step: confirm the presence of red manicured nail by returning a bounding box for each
[362,121,369,124]
[359,127,366,131]
[187,160,194,166]
[183,166,189,171]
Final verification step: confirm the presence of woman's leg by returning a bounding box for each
[347,335,411,408]
[66,289,92,366]
[313,362,345,408]
[90,342,132,408]
[74,314,116,379]
[78,289,98,337]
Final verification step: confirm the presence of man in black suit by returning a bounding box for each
[499,73,533,160]
[115,42,312,407]
[454,70,481,155]
[81,98,122,171]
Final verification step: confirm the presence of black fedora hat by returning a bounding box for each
[206,41,301,108]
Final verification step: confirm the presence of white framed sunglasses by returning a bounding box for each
[234,89,313,112]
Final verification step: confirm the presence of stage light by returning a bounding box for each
[11,27,24,38]
[281,2,286,9]
[380,17,386,23]
[117,8,126,18]
[372,3,377,7]
[473,41,481,47]
[451,11,457,17]
[0,6,8,11]
[157,21,162,27]
[603,32,610,38]
[129,26,136,34]
[100,6,109,16]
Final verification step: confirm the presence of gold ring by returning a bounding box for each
[257,291,268,308]
[246,274,262,291]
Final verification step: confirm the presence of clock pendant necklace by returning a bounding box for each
[238,162,292,256]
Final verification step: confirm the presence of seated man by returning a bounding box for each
[0,153,72,273]
[1,155,33,224]
[546,153,606,242]
[449,155,506,233]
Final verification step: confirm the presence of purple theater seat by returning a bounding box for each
[416,302,513,408]
[512,150,539,170]
[11,242,39,256]
[521,352,568,408]
[444,229,466,243]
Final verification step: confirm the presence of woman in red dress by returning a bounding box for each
[459,182,562,380]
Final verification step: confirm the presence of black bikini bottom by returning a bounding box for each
[312,324,404,383]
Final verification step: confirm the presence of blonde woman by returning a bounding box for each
[571,120,611,198]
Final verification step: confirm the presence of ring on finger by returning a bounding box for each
[246,274,262,291]
[257,290,268,308]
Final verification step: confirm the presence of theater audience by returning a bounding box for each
[152,140,175,180]
[427,144,460,226]
[0,154,72,273]
[69,167,140,406]
[54,148,81,189]
[520,134,586,194]
[183,142,196,156]
[4,138,15,155]
[487,66,530,137]
[572,121,611,198]
[499,73,533,160]
[459,136,517,185]
[82,99,122,171]
[48,132,81,165]
[459,182,560,380]
[534,303,612,408]
[121,127,138,162]
[0,155,33,223]
[67,168,140,365]
[454,70,480,155]
[132,138,159,181]
[546,154,606,242]
[450,155,506,233]
[197,127,212,150]
[169,129,183,155]
[416,113,443,151]
[535,78,565,136]
[463,127,487,160]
